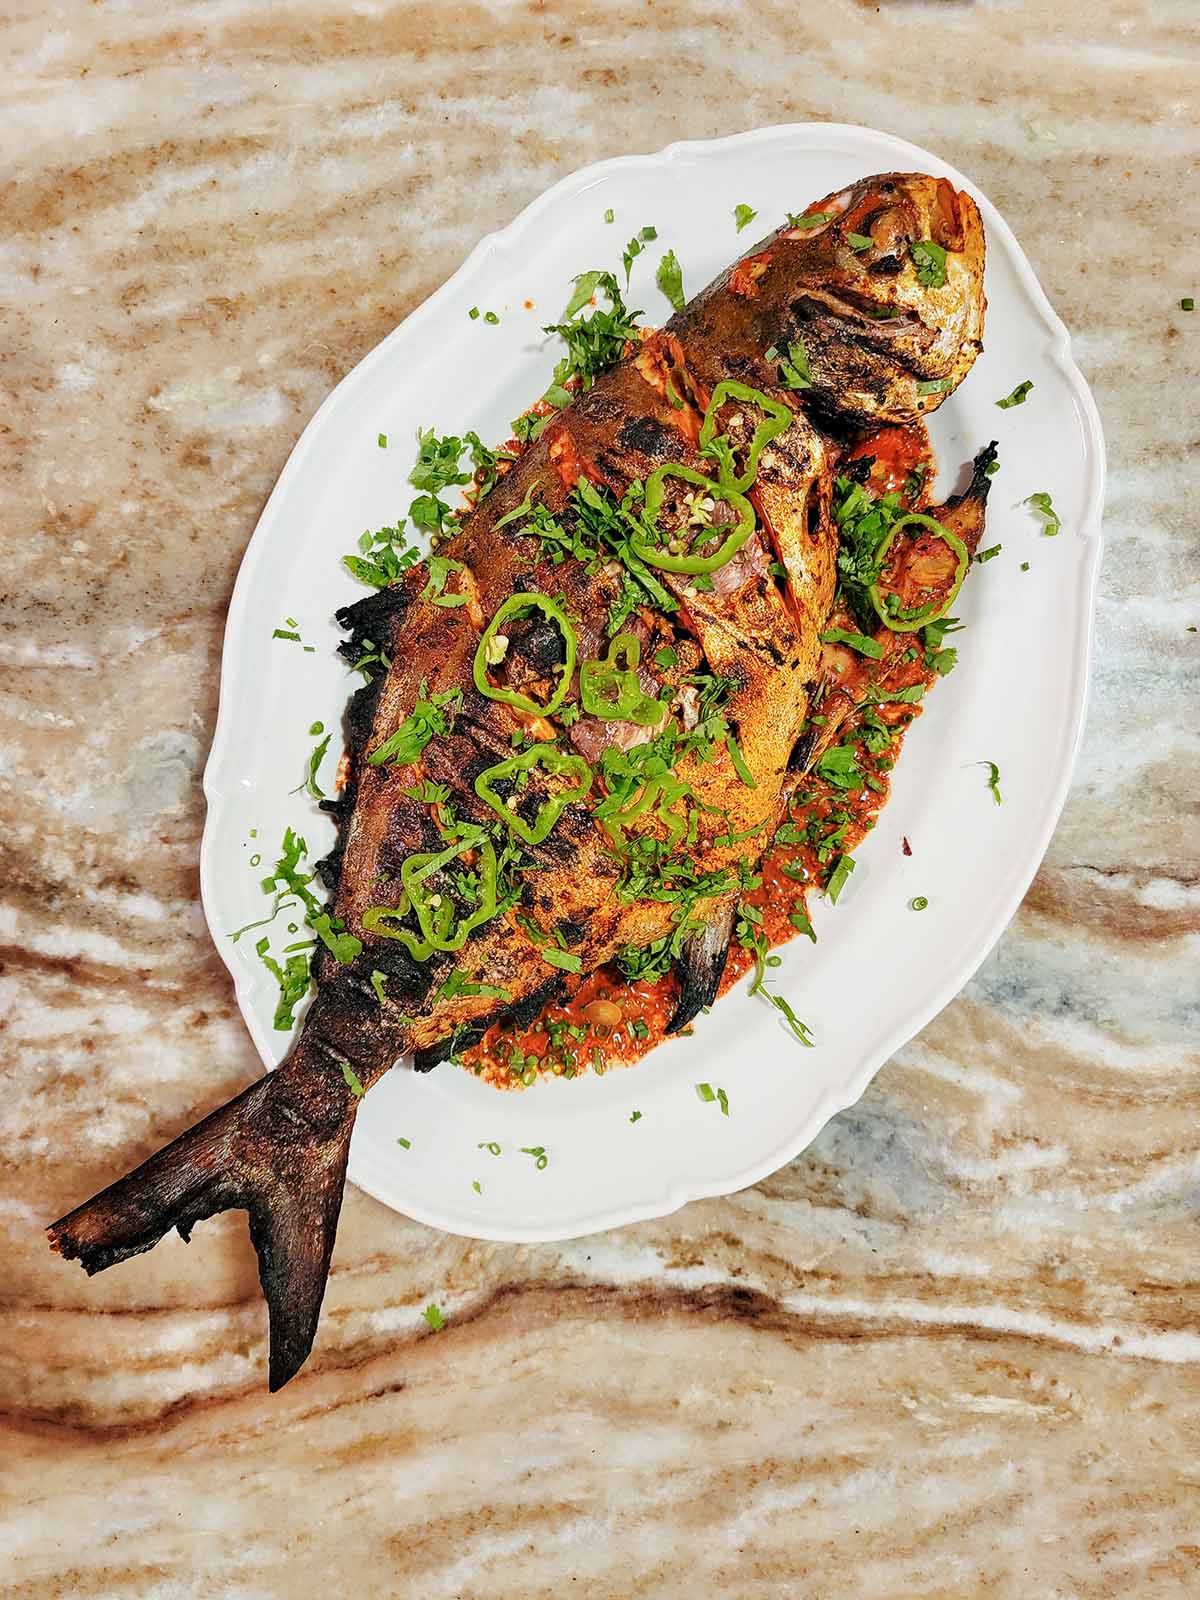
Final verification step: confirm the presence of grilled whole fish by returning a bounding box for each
[49,172,988,1389]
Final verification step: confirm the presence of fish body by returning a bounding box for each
[49,172,988,1389]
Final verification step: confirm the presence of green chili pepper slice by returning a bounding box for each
[633,464,756,575]
[475,744,593,846]
[394,826,499,954]
[362,898,439,961]
[867,511,969,632]
[473,593,577,717]
[598,772,693,853]
[698,381,793,493]
[579,633,667,725]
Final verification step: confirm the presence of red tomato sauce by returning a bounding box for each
[457,423,939,1090]
[460,653,936,1090]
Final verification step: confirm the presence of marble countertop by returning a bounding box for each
[3,1,1197,1593]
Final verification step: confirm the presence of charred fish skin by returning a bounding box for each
[48,173,989,1391]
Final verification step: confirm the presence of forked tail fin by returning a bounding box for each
[47,1063,357,1390]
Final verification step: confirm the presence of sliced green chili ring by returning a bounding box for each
[579,633,667,725]
[599,773,692,853]
[473,593,577,716]
[362,898,440,961]
[867,511,969,633]
[475,744,593,846]
[398,828,499,952]
[697,381,793,493]
[634,464,756,575]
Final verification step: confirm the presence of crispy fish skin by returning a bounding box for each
[48,172,988,1390]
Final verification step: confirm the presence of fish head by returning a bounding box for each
[780,172,986,426]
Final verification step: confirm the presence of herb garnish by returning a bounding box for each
[975,544,1002,564]
[819,626,884,660]
[766,337,812,391]
[369,685,461,768]
[622,224,658,285]
[847,232,873,251]
[696,1082,729,1114]
[656,249,685,312]
[978,761,1003,805]
[734,203,757,232]
[996,380,1034,409]
[1025,491,1061,536]
[825,853,856,904]
[423,1304,445,1332]
[916,378,952,396]
[911,239,948,288]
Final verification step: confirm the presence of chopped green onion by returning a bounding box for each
[484,311,500,325]
[975,544,1002,564]
[1181,297,1195,312]
[397,1136,411,1149]
[340,1060,365,1099]
[472,1180,482,1194]
[272,628,301,642]
[478,1141,502,1155]
[520,1145,549,1170]
[604,208,614,223]
[469,306,480,320]
[910,896,929,911]
[1020,561,1030,571]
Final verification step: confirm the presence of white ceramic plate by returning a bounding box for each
[201,123,1104,1243]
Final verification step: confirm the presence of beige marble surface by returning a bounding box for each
[2,0,1199,1593]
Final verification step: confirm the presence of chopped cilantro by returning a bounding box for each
[422,1304,445,1332]
[788,211,833,229]
[766,336,812,391]
[911,239,948,288]
[541,947,582,973]
[996,380,1034,409]
[543,271,642,391]
[825,853,856,904]
[734,203,757,232]
[622,225,658,285]
[763,990,814,1046]
[340,1059,365,1098]
[377,432,387,448]
[978,761,1003,805]
[847,231,873,251]
[469,306,480,320]
[916,377,952,395]
[369,685,461,768]
[656,249,685,312]
[1025,491,1061,536]
[630,1109,642,1123]
[820,626,883,659]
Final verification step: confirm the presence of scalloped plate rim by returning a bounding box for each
[200,122,1105,1243]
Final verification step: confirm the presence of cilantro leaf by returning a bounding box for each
[656,249,685,312]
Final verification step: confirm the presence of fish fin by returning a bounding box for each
[665,901,736,1035]
[47,1066,356,1392]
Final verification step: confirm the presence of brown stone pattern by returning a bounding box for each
[1,0,1197,1593]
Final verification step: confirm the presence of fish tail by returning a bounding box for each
[47,1053,358,1391]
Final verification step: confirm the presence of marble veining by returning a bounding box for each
[2,0,1198,1593]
